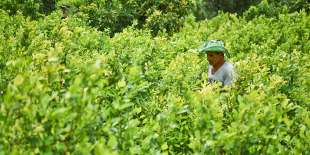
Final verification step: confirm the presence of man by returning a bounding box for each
[199,40,234,86]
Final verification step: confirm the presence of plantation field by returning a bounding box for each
[0,1,309,154]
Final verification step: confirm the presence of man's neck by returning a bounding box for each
[212,60,225,73]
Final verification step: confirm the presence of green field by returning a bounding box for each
[0,0,309,154]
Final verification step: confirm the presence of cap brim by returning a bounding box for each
[198,46,230,57]
[199,46,226,52]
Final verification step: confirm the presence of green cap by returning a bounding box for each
[198,40,230,57]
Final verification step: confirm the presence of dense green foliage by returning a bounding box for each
[0,0,197,35]
[0,1,309,154]
[67,0,196,36]
[196,0,310,20]
[244,0,310,20]
[0,0,42,19]
[194,0,262,19]
[1,0,309,36]
[0,0,57,19]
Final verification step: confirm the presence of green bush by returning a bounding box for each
[244,0,310,20]
[0,0,57,19]
[193,0,261,19]
[0,0,42,19]
[60,0,196,36]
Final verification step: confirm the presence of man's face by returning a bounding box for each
[207,52,224,66]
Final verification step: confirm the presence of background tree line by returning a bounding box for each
[0,0,309,36]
